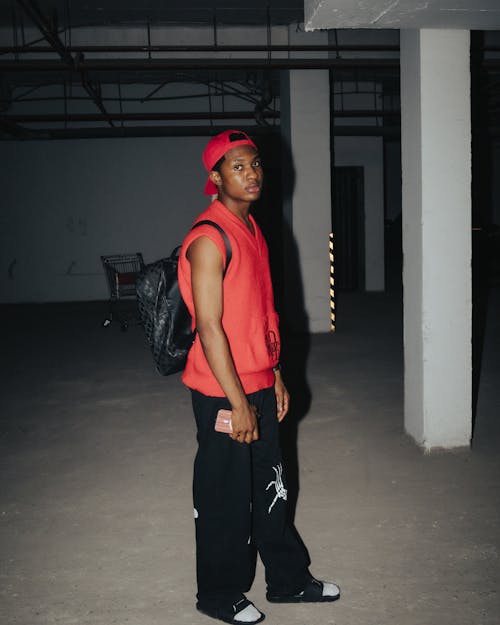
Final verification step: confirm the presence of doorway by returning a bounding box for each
[333,166,365,291]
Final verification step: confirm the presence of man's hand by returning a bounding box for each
[274,371,290,422]
[230,403,259,444]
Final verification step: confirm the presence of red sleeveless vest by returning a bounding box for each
[178,200,279,396]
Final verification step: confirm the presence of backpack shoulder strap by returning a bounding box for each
[191,219,232,278]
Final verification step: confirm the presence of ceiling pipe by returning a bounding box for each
[2,110,280,123]
[0,58,401,72]
[0,123,403,142]
[3,124,282,140]
[2,109,401,124]
[332,125,400,137]
[0,117,30,137]
[0,44,400,55]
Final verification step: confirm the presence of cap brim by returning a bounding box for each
[204,177,218,196]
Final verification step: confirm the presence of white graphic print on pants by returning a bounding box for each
[266,463,287,513]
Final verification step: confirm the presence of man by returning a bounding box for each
[178,130,340,625]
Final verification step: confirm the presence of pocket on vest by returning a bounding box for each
[231,312,280,373]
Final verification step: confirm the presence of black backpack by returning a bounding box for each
[136,220,232,375]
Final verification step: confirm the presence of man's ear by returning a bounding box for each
[209,170,221,188]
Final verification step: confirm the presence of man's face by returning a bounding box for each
[211,144,263,203]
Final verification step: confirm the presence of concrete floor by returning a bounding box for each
[1,289,499,625]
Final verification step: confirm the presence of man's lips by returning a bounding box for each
[246,184,261,193]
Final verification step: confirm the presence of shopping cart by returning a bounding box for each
[100,252,145,331]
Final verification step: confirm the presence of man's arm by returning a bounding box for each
[187,235,258,444]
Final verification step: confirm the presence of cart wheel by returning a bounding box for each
[120,321,128,332]
[102,318,112,328]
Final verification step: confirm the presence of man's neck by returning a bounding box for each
[218,196,252,225]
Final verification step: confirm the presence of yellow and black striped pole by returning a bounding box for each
[329,232,335,332]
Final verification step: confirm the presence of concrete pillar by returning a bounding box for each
[400,30,472,449]
[280,69,332,332]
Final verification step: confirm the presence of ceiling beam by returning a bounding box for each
[15,0,114,127]
[15,0,73,67]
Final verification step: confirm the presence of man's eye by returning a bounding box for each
[234,164,243,171]
[253,160,261,167]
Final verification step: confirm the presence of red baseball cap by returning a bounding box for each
[202,129,257,195]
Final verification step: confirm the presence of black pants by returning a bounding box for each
[191,386,311,610]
